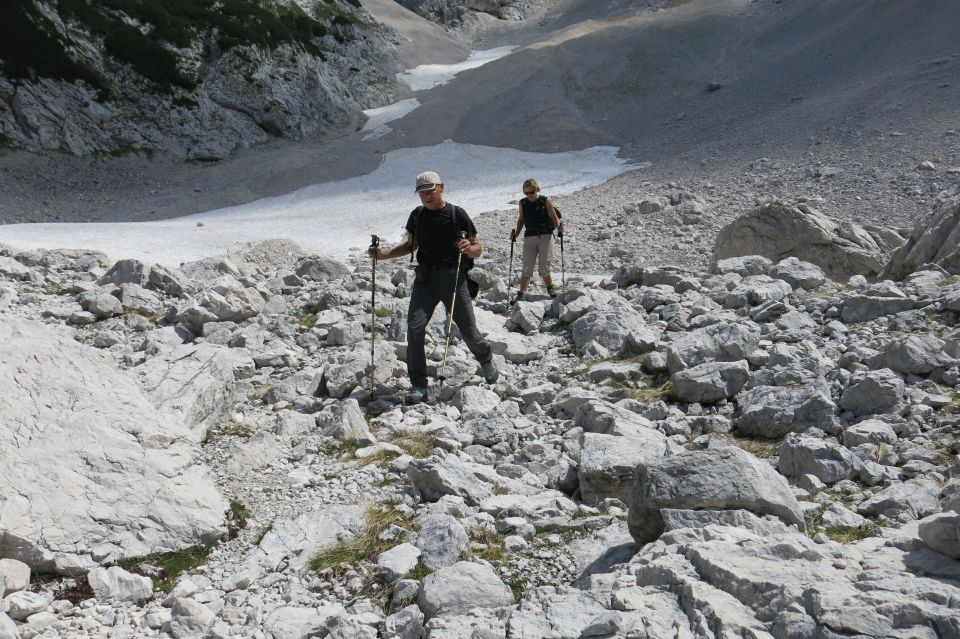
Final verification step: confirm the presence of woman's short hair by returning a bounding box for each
[522,178,539,191]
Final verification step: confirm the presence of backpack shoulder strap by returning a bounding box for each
[409,205,424,262]
[453,205,470,237]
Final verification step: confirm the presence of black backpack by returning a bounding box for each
[409,205,480,297]
[523,195,561,234]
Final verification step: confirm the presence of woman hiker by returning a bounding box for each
[511,178,564,304]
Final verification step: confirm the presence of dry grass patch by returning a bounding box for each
[392,430,439,458]
[823,524,878,544]
[630,380,673,402]
[469,526,508,563]
[734,437,779,459]
[309,507,411,572]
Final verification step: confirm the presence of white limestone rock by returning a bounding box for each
[3,591,48,621]
[628,446,804,544]
[0,319,226,574]
[250,505,367,572]
[317,399,375,445]
[779,433,864,485]
[376,543,422,581]
[413,515,470,570]
[736,384,838,438]
[918,512,960,559]
[136,342,249,441]
[417,561,513,619]
[0,612,16,639]
[169,598,215,639]
[869,335,956,375]
[665,321,760,374]
[713,201,886,280]
[838,368,905,415]
[0,560,29,596]
[883,198,960,279]
[87,566,153,602]
[578,432,667,504]
[670,359,750,403]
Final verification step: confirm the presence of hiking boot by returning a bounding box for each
[547,285,560,298]
[510,292,525,305]
[405,387,428,404]
[481,359,499,384]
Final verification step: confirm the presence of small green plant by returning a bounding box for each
[223,422,253,438]
[43,281,64,295]
[823,523,877,544]
[252,384,273,401]
[936,275,958,287]
[468,526,507,563]
[373,307,391,318]
[309,507,410,572]
[506,576,526,603]
[734,437,779,459]
[631,380,673,402]
[226,500,251,539]
[116,543,216,593]
[255,522,273,545]
[407,563,432,581]
[392,431,438,458]
[290,311,317,330]
[872,442,889,463]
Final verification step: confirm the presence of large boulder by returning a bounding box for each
[918,512,960,559]
[414,515,470,570]
[250,506,367,572]
[778,434,863,485]
[0,319,226,574]
[868,335,956,375]
[578,432,668,504]
[666,322,760,374]
[671,360,750,403]
[417,561,513,619]
[838,368,905,415]
[136,343,250,442]
[713,201,887,280]
[735,384,838,438]
[883,198,960,279]
[627,447,804,544]
[295,255,350,282]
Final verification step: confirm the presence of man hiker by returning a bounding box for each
[368,171,499,403]
[511,178,564,304]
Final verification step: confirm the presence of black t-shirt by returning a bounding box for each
[405,203,477,267]
[520,195,554,236]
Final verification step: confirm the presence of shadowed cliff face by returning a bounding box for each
[0,0,403,159]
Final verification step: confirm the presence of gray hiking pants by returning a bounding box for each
[407,266,492,389]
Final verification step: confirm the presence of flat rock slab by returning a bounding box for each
[0,319,226,574]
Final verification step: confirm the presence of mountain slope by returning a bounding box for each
[0,0,404,159]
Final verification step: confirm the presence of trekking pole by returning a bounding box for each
[508,229,516,291]
[369,235,380,398]
[559,228,565,292]
[438,231,467,385]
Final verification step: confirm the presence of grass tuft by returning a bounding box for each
[115,543,216,593]
[227,500,250,539]
[823,524,877,544]
[309,507,410,572]
[407,563,432,581]
[392,431,438,458]
[733,437,779,459]
[468,526,507,563]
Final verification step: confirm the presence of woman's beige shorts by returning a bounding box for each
[521,233,554,279]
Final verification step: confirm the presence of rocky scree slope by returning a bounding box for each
[0,0,403,160]
[0,199,960,636]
